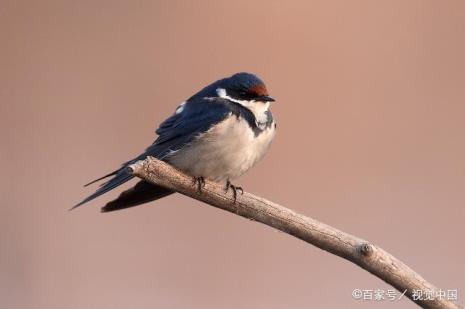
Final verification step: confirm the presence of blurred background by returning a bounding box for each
[1,1,464,308]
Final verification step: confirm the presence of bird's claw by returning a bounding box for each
[192,176,206,192]
[225,180,243,203]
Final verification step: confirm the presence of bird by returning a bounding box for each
[73,72,277,212]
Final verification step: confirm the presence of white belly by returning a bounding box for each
[167,115,276,181]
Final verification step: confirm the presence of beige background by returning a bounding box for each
[1,1,464,308]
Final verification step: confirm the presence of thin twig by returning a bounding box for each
[128,157,463,309]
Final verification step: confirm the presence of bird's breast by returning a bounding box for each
[167,114,276,181]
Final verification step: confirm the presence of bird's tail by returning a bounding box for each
[71,169,134,210]
[83,170,118,187]
[101,180,174,212]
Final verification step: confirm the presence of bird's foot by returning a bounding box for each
[224,180,243,203]
[192,176,206,192]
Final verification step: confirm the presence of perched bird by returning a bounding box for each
[74,72,276,212]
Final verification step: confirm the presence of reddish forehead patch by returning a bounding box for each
[248,84,268,96]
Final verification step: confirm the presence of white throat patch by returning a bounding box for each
[216,87,270,128]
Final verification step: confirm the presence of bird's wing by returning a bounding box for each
[72,97,233,209]
[148,97,233,157]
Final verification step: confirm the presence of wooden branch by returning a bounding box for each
[128,157,463,309]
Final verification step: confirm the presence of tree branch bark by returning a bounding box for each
[128,157,463,309]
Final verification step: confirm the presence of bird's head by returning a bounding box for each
[216,72,275,104]
[191,72,275,106]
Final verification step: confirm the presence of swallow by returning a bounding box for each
[73,72,276,212]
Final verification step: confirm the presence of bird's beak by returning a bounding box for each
[259,95,275,102]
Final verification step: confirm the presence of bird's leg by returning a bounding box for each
[224,179,244,203]
[192,176,206,192]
